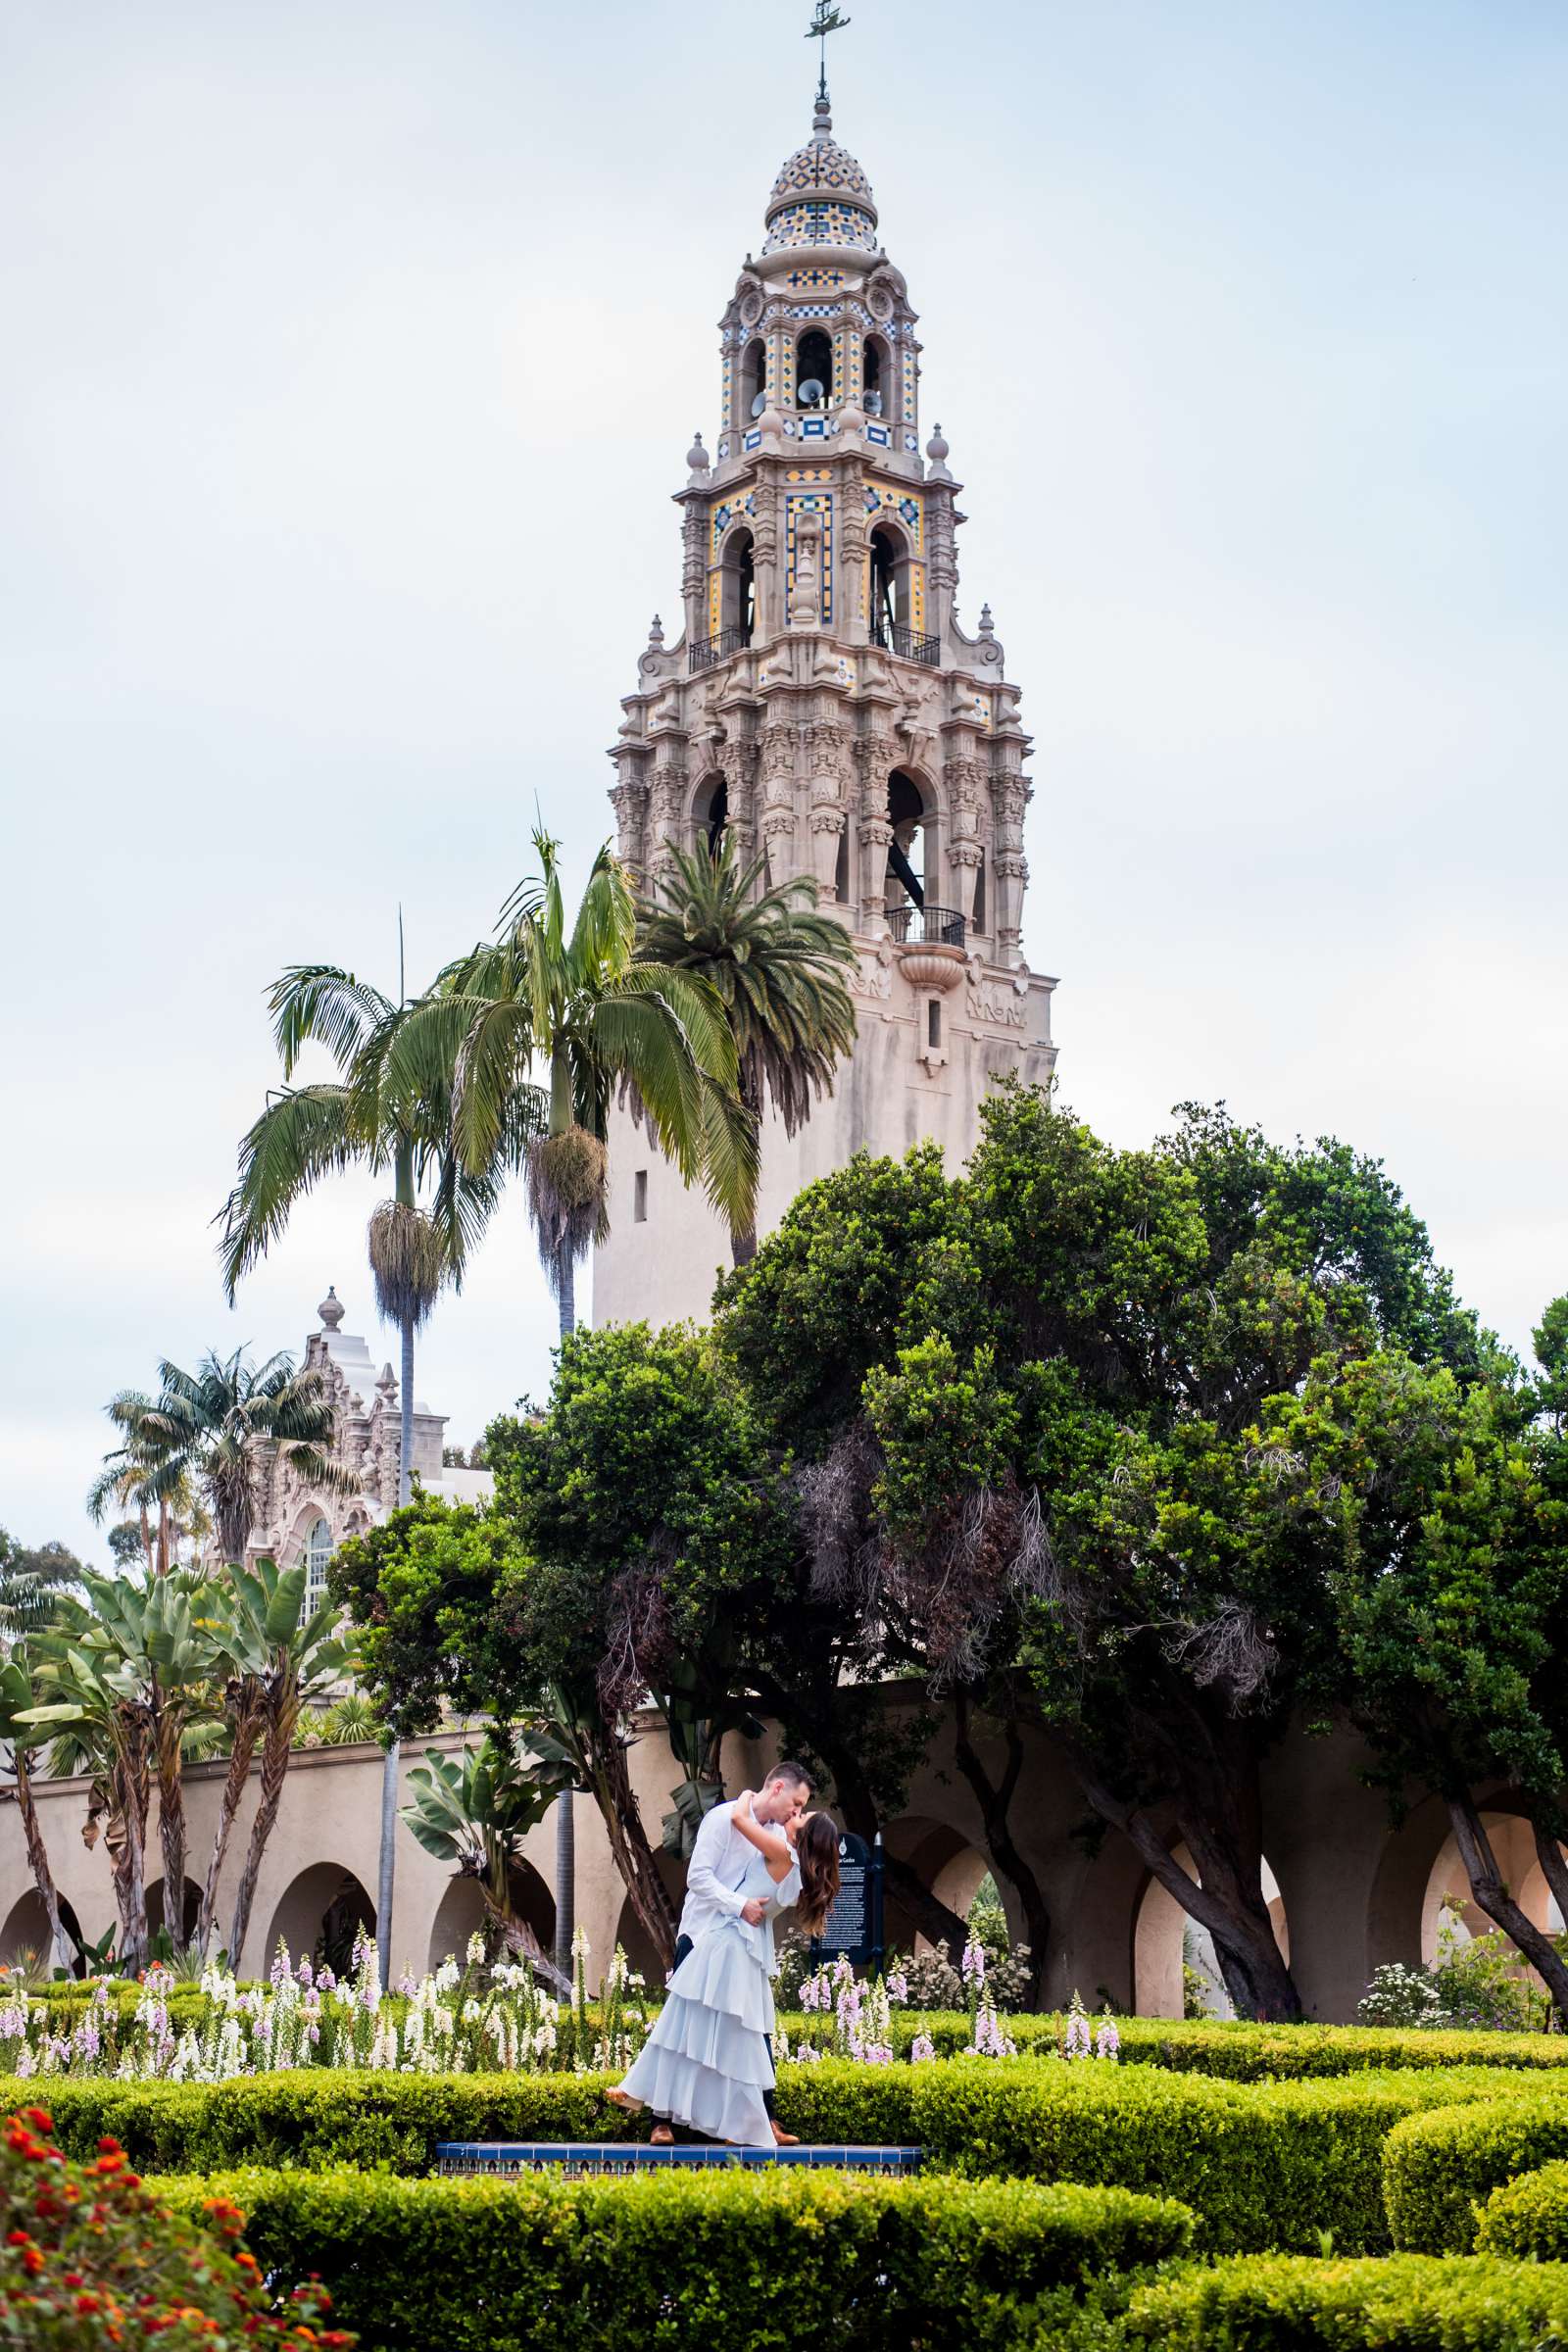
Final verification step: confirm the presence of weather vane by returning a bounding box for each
[806,1,851,103]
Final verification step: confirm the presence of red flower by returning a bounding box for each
[97,2136,122,2155]
[7,2229,29,2246]
[24,2107,53,2132]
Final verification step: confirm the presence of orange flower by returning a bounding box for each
[22,2246,44,2275]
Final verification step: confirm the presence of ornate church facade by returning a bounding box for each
[202,1287,492,1604]
[594,85,1057,1326]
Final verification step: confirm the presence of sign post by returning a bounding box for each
[809,1829,885,1975]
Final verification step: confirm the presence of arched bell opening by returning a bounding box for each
[862,333,893,418]
[718,528,756,645]
[868,523,911,650]
[693,773,729,858]
[795,328,833,409]
[740,337,767,422]
[885,768,944,939]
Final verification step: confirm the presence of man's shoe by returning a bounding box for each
[769,2122,800,2146]
[650,2124,675,2145]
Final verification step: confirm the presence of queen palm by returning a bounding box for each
[635,835,858,1264]
[388,828,757,1964]
[399,829,757,1335]
[128,1351,358,1567]
[219,958,526,1981]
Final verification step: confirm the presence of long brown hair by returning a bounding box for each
[794,1815,841,1938]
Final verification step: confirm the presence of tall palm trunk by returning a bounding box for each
[375,1152,416,1988]
[195,1700,262,1963]
[226,1700,297,1974]
[153,1706,188,1950]
[112,1734,151,1974]
[14,1749,73,1976]
[552,1251,576,1968]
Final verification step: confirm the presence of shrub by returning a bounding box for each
[809,2010,1568,2078]
[9,2062,1547,2253]
[1474,2157,1568,2258]
[154,2164,1191,2352]
[0,2104,348,2350]
[1384,2094,1568,2252]
[1123,2253,1568,2348]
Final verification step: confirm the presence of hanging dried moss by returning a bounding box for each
[368,1200,448,1332]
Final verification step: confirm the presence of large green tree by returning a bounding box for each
[717,1085,1484,2018]
[635,836,857,1265]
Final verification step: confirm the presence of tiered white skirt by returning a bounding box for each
[616,1920,776,2145]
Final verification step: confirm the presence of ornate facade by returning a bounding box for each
[206,1288,491,1600]
[595,85,1057,1327]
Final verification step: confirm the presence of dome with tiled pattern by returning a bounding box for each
[762,94,878,251]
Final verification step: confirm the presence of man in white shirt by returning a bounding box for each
[662,1759,811,2146]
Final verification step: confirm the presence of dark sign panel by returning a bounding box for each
[809,1830,884,1971]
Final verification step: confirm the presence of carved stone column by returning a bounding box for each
[681,499,708,650]
[760,718,799,882]
[649,760,686,881]
[990,768,1031,962]
[854,725,898,920]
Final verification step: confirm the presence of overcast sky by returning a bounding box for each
[3,0,1564,1565]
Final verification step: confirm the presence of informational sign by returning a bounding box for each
[809,1830,885,1972]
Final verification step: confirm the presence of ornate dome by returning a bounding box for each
[763,94,878,253]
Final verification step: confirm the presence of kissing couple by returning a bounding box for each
[611,1762,840,2146]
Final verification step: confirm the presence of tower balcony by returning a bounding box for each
[886,903,967,988]
[689,624,751,673]
[869,617,940,667]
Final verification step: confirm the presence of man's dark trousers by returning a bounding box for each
[672,1933,777,2121]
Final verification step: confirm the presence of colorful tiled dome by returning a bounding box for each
[763,94,878,252]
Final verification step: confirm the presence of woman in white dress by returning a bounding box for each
[611,1791,841,2146]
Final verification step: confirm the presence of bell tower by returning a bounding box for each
[594,65,1057,1328]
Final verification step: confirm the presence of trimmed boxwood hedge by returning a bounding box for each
[156,2164,1193,2352]
[1123,2253,1568,2348]
[1474,2157,1568,2259]
[1383,2095,1568,2253]
[8,2061,1551,2254]
[847,2012,1568,2079]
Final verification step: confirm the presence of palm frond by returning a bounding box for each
[268,964,396,1080]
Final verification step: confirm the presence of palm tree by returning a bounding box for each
[401,1730,573,1987]
[635,835,858,1264]
[0,1533,85,1647]
[220,1556,355,1973]
[387,828,757,1967]
[396,828,756,1337]
[0,1651,74,1975]
[24,1570,220,1966]
[219,956,525,1984]
[86,1396,192,1578]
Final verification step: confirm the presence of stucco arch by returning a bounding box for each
[0,1888,84,1973]
[265,1863,374,1979]
[426,1863,555,1975]
[146,1875,201,1944]
[881,1812,998,1954]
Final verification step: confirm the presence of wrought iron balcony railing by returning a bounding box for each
[688,625,749,673]
[887,903,966,950]
[870,618,941,667]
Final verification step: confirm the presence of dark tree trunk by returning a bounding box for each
[1061,1729,1303,2023]
[1450,1794,1568,2028]
[196,1708,261,1962]
[227,1706,296,1975]
[585,1735,677,1972]
[952,1692,1052,2004]
[729,1224,758,1269]
[12,1751,73,1976]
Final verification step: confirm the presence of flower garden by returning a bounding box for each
[9,1929,1568,2347]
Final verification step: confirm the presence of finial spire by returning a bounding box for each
[805,2,851,117]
